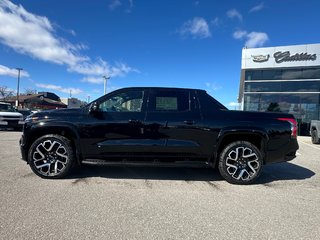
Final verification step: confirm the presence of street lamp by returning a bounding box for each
[16,68,23,108]
[102,75,110,95]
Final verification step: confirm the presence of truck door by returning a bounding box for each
[80,89,148,160]
[144,89,208,161]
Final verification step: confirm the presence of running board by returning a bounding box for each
[82,159,211,168]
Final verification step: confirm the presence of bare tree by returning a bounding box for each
[24,88,37,95]
[0,86,14,100]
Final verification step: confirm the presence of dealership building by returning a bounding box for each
[238,43,320,135]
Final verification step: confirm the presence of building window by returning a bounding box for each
[245,67,320,81]
[245,81,320,92]
[244,93,320,122]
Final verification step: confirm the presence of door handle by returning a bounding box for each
[128,119,141,124]
[184,120,195,125]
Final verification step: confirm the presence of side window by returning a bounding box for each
[151,90,190,112]
[99,90,144,112]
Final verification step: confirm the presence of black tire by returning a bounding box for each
[28,134,74,179]
[311,129,320,144]
[218,141,263,185]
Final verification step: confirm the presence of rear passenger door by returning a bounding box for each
[144,89,207,161]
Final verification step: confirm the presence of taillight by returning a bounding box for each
[277,118,298,138]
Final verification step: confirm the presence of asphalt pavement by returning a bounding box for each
[0,131,319,240]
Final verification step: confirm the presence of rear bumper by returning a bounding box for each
[265,138,299,164]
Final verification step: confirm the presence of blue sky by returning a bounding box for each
[1,0,320,107]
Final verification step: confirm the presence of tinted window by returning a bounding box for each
[99,90,143,112]
[150,90,190,112]
[245,67,320,81]
[245,81,320,92]
[303,68,320,79]
[0,104,16,112]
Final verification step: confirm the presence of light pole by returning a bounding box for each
[102,75,110,95]
[16,68,23,108]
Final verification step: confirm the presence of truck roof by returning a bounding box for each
[112,86,207,92]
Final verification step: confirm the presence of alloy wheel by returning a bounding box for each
[32,139,69,177]
[225,146,260,181]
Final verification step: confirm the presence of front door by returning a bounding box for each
[81,89,148,160]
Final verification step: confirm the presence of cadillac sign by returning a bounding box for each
[274,51,317,63]
[252,51,317,63]
[252,54,270,62]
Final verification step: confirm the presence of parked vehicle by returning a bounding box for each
[17,109,32,120]
[20,87,299,184]
[0,102,24,131]
[310,120,320,144]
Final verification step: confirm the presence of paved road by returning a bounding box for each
[0,132,319,240]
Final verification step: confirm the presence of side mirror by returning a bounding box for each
[89,102,99,115]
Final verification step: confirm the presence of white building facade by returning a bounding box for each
[61,98,83,108]
[238,43,320,135]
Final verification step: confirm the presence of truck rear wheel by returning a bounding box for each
[218,141,263,184]
[28,134,74,178]
[311,129,320,144]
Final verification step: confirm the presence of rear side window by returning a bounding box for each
[150,90,190,112]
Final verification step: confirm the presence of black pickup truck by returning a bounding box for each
[20,87,299,184]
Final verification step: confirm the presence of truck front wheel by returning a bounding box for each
[311,129,320,144]
[218,141,263,184]
[28,134,74,178]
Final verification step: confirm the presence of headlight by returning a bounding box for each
[25,116,38,122]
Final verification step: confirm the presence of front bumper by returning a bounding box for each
[20,134,28,162]
[0,120,24,128]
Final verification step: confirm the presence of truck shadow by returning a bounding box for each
[256,162,315,184]
[69,166,223,182]
[67,162,315,184]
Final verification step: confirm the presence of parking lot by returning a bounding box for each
[0,131,319,240]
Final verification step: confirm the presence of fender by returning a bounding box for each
[26,121,82,165]
[211,126,269,166]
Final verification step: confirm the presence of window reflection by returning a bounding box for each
[245,67,320,81]
[99,91,143,112]
[245,81,320,92]
[244,93,320,135]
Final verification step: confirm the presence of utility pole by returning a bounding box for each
[16,68,23,108]
[102,75,110,95]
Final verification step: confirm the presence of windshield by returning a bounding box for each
[0,104,17,112]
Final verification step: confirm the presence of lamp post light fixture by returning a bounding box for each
[102,75,110,95]
[16,68,23,108]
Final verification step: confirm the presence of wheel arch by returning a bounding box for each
[26,123,82,165]
[212,128,269,167]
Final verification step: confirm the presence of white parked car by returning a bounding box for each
[310,120,320,144]
[0,102,24,131]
